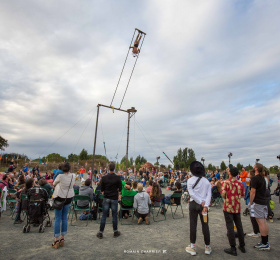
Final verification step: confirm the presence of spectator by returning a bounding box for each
[132,181,138,191]
[150,182,162,207]
[38,179,53,198]
[52,162,75,249]
[221,165,245,256]
[121,181,137,218]
[134,183,151,225]
[146,180,154,195]
[96,162,122,239]
[240,168,248,188]
[186,161,212,256]
[0,174,10,196]
[248,163,270,251]
[77,179,94,208]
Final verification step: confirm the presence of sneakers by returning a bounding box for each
[96,232,103,239]
[254,243,270,251]
[185,246,196,256]
[247,232,260,238]
[114,231,121,238]
[224,247,237,256]
[269,218,273,223]
[138,217,143,225]
[205,246,212,255]
[145,218,150,225]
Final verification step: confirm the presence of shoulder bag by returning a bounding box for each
[53,175,73,210]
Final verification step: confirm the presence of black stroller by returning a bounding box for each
[23,187,52,233]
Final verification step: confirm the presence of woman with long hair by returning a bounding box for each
[150,182,162,206]
[52,162,74,249]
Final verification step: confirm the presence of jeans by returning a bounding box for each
[189,201,210,245]
[244,186,250,205]
[99,198,118,233]
[54,203,71,237]
[223,211,245,248]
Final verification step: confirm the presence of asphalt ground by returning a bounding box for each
[0,176,279,260]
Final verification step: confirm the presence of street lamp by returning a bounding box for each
[228,152,233,165]
[156,156,160,173]
[201,157,205,166]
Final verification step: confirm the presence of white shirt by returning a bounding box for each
[187,176,211,207]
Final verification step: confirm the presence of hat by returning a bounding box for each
[190,161,205,177]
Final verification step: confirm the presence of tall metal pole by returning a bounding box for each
[126,112,131,171]
[91,105,100,184]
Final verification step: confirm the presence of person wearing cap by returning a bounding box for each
[221,165,245,256]
[185,161,212,256]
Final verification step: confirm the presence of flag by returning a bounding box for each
[17,154,19,160]
[0,153,2,160]
[85,162,87,167]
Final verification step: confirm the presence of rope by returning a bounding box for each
[110,29,137,107]
[115,123,127,160]
[119,34,146,109]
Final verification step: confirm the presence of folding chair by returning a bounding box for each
[150,194,166,222]
[14,194,28,225]
[70,195,92,226]
[211,193,223,208]
[166,193,184,219]
[119,196,135,225]
[6,188,18,218]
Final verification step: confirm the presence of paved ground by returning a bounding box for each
[0,178,279,260]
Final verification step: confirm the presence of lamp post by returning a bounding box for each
[156,156,160,173]
[201,157,205,166]
[228,152,233,165]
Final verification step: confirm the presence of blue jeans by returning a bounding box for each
[244,186,250,205]
[99,198,118,233]
[54,203,71,237]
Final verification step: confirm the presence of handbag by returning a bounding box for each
[53,175,73,210]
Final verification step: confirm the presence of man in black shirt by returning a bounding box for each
[97,162,122,239]
[249,163,270,251]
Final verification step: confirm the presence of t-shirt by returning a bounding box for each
[250,175,266,205]
[100,173,122,200]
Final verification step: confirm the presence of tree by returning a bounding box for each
[79,149,88,160]
[46,153,66,162]
[186,148,196,168]
[0,135,9,150]
[68,153,79,162]
[173,147,196,170]
[246,164,253,171]
[135,155,147,165]
[208,163,214,171]
[129,157,134,166]
[236,163,243,171]
[220,161,227,171]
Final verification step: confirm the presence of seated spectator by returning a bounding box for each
[150,182,162,206]
[132,181,138,191]
[121,181,137,218]
[146,180,154,195]
[134,183,151,225]
[0,174,9,196]
[77,179,94,209]
[15,174,26,189]
[73,184,80,191]
[211,180,222,200]
[171,182,182,205]
[38,178,53,198]
[53,165,64,181]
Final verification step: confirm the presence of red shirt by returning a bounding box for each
[221,177,245,213]
[79,168,86,174]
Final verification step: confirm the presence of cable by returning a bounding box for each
[119,34,146,109]
[38,106,97,158]
[71,110,96,155]
[115,123,127,160]
[110,29,137,107]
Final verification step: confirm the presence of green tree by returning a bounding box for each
[46,153,66,162]
[68,153,79,162]
[208,163,214,171]
[79,149,88,160]
[220,161,227,171]
[186,148,196,168]
[236,163,243,171]
[0,135,9,150]
[135,155,147,165]
[129,157,134,166]
[246,164,253,171]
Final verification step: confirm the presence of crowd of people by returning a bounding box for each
[0,159,279,255]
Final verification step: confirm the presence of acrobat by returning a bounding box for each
[130,32,142,57]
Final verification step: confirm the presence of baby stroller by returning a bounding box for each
[23,187,52,233]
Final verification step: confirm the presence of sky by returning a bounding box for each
[0,0,280,168]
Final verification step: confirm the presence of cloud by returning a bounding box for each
[1,0,280,168]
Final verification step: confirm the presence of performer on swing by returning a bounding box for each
[130,32,142,57]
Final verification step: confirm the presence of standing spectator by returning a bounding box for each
[32,164,40,175]
[249,163,270,251]
[78,167,86,180]
[221,165,245,256]
[240,168,248,188]
[52,162,74,249]
[22,163,29,173]
[96,162,122,239]
[215,170,220,180]
[186,161,212,256]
